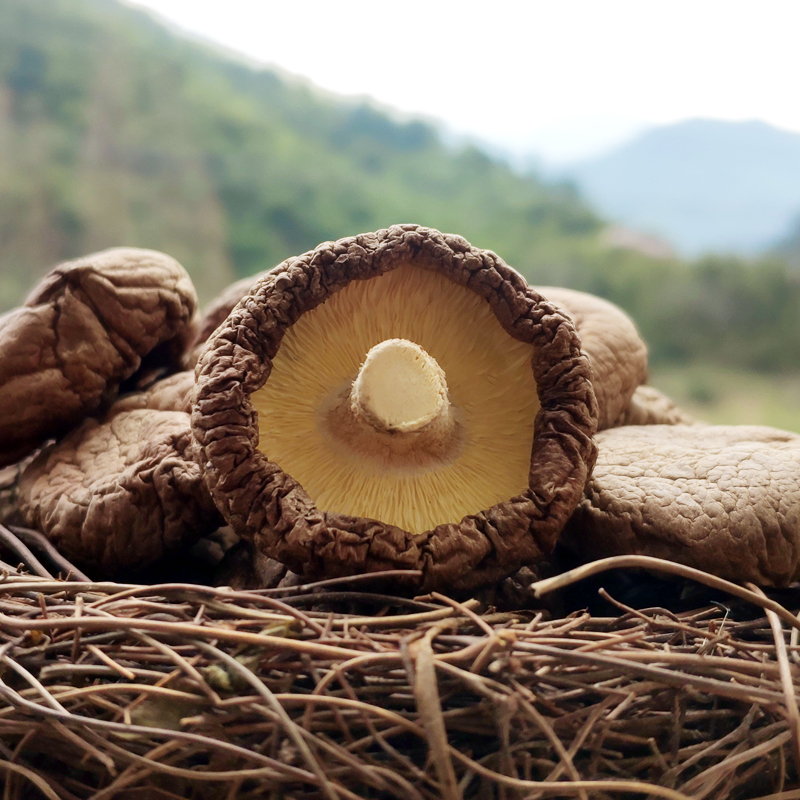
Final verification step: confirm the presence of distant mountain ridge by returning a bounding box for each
[565,119,800,257]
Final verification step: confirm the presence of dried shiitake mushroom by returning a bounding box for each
[0,248,197,467]
[613,385,694,427]
[18,403,221,575]
[562,424,800,586]
[193,225,598,590]
[185,272,269,369]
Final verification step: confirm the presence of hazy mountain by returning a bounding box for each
[0,0,599,309]
[566,119,800,257]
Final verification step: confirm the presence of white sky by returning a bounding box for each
[128,0,800,164]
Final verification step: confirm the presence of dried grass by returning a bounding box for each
[0,524,798,799]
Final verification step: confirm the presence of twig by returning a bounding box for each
[410,629,460,800]
[0,524,54,579]
[0,760,61,800]
[7,526,91,582]
[748,583,800,773]
[532,555,800,633]
[192,639,340,800]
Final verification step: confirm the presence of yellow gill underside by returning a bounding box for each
[250,264,540,534]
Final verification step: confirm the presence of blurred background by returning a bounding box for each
[3,0,800,428]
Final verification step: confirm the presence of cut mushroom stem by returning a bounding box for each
[320,338,465,474]
[352,338,449,433]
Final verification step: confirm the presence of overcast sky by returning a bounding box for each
[128,0,800,164]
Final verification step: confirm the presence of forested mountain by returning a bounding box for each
[2,0,800,375]
[566,119,800,257]
[0,0,599,306]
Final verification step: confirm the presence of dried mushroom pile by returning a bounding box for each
[3,224,800,798]
[1,223,797,589]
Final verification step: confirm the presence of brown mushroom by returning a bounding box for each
[193,225,598,590]
[185,272,269,369]
[0,248,197,467]
[18,406,221,575]
[562,424,800,586]
[536,287,649,430]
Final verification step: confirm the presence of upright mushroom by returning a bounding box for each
[191,275,686,432]
[193,225,598,590]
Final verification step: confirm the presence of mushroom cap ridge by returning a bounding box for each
[192,224,598,590]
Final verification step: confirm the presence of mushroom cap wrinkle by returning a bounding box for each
[193,225,598,590]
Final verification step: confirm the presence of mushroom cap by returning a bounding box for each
[562,424,800,586]
[0,248,198,466]
[535,287,648,430]
[18,407,221,575]
[193,225,598,590]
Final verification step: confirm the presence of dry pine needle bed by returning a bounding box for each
[1,538,800,799]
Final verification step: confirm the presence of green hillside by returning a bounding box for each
[0,0,599,306]
[2,0,800,385]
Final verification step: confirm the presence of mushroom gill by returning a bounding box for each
[250,265,540,534]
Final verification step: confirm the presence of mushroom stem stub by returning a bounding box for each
[352,339,449,433]
[320,337,465,474]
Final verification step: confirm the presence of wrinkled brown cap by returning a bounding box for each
[18,407,221,575]
[0,248,197,467]
[536,287,649,430]
[193,224,598,590]
[562,424,800,586]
